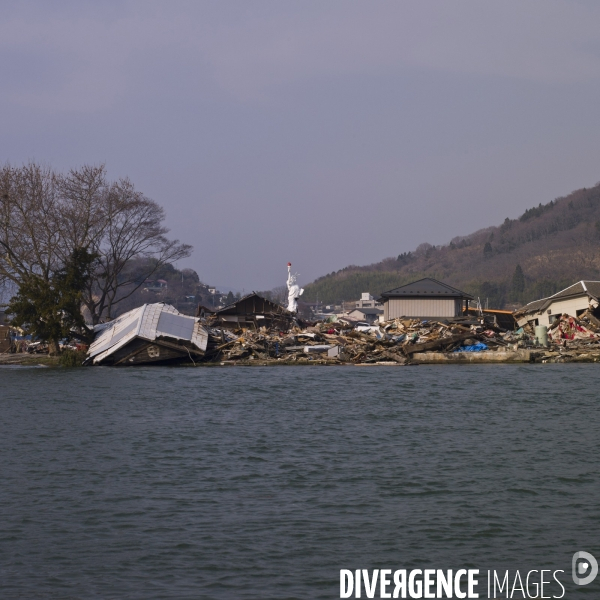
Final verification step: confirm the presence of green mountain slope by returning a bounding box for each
[303,183,600,308]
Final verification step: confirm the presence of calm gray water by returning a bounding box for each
[1,364,599,599]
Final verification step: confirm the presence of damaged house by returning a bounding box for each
[514,280,600,328]
[211,293,294,331]
[86,303,208,365]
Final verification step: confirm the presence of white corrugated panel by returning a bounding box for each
[88,305,146,361]
[385,298,456,319]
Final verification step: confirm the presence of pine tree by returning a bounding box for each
[7,248,97,354]
[512,264,525,297]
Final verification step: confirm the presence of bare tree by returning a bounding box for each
[0,163,63,286]
[56,164,108,257]
[0,162,192,326]
[83,177,192,323]
[270,285,288,306]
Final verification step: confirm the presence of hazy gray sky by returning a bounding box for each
[2,0,600,290]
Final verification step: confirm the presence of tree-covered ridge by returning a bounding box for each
[303,183,600,308]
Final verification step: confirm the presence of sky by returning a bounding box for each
[2,0,600,291]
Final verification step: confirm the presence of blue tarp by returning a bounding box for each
[453,343,488,353]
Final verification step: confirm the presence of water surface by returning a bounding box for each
[1,365,599,598]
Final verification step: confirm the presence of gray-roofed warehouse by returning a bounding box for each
[379,277,473,320]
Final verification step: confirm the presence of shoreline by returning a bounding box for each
[0,353,60,367]
[3,350,600,367]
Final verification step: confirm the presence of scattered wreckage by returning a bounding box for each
[6,296,599,367]
[195,313,524,366]
[78,300,600,366]
[196,303,600,365]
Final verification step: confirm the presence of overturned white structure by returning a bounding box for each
[86,303,208,365]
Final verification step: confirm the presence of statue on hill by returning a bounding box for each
[286,263,304,313]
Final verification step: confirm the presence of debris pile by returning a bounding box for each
[6,296,599,366]
[548,312,600,342]
[195,308,600,365]
[196,315,520,365]
[500,311,600,363]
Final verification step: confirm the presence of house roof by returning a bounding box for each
[379,277,473,300]
[517,280,600,316]
[216,292,290,316]
[519,297,549,314]
[350,307,383,315]
[550,281,600,302]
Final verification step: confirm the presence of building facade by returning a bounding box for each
[379,278,473,320]
[348,307,384,324]
[355,293,383,310]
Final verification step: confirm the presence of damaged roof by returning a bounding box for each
[215,292,291,316]
[350,307,384,315]
[517,280,600,316]
[88,303,208,365]
[549,281,600,302]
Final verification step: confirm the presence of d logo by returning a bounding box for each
[573,551,598,586]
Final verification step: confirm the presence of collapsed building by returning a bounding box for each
[514,280,600,328]
[86,303,208,365]
[208,293,296,331]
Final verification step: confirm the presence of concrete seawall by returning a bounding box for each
[412,350,538,364]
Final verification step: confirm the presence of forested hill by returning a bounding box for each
[303,183,600,309]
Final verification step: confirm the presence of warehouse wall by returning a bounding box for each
[384,298,457,319]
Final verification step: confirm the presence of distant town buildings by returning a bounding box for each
[347,307,383,325]
[355,293,382,309]
[143,279,168,293]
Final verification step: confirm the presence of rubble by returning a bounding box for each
[2,309,598,367]
[191,308,600,366]
[7,291,598,366]
[504,311,600,363]
[191,313,516,366]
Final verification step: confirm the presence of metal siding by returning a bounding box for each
[156,311,196,340]
[386,298,456,319]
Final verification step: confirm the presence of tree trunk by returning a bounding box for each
[48,339,61,356]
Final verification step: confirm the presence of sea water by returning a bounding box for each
[1,365,599,599]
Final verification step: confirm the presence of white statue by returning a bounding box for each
[286,262,304,313]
